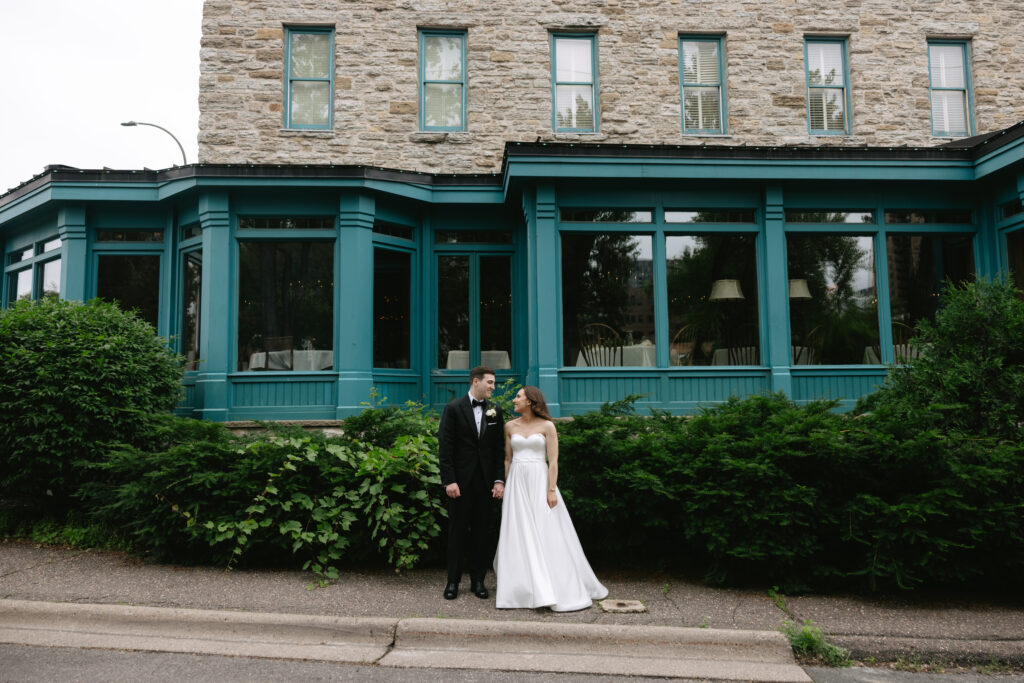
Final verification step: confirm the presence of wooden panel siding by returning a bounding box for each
[666,373,769,404]
[559,374,663,405]
[231,377,337,408]
[791,371,886,405]
[372,379,424,406]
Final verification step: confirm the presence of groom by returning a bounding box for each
[437,365,505,600]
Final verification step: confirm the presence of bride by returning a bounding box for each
[494,386,608,611]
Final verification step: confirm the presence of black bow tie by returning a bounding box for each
[472,399,486,408]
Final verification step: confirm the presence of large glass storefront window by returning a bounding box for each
[237,241,334,371]
[40,258,61,298]
[437,253,512,370]
[374,249,411,369]
[181,251,202,371]
[786,234,879,365]
[886,233,974,355]
[667,234,760,366]
[561,233,654,366]
[96,254,161,328]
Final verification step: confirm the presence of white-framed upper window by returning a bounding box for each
[284,26,334,129]
[679,36,725,135]
[804,38,850,135]
[551,33,598,133]
[928,41,973,137]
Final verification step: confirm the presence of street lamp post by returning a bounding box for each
[120,120,188,165]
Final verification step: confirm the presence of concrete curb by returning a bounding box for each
[0,599,395,663]
[383,617,811,680]
[832,634,1024,667]
[0,599,812,680]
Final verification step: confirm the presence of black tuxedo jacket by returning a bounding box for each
[437,394,505,490]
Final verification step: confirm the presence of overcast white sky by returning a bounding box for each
[0,0,204,193]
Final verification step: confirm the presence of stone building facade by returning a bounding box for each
[4,0,1024,421]
[199,0,1024,172]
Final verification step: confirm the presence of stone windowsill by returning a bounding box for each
[410,132,474,144]
[278,129,336,138]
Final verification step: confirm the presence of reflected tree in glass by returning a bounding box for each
[437,255,469,368]
[787,234,879,364]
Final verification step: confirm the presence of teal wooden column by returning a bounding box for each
[528,183,561,416]
[57,205,88,302]
[336,193,375,417]
[763,185,793,397]
[196,191,231,421]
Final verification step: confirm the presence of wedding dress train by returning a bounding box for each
[494,432,608,611]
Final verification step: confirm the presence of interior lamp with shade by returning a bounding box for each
[788,278,812,300]
[709,279,744,301]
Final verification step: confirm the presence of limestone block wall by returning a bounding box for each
[198,0,1024,173]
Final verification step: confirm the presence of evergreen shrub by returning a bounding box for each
[0,298,183,506]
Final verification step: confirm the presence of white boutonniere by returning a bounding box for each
[485,407,497,418]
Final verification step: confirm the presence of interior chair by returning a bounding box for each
[579,322,624,367]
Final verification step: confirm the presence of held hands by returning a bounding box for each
[547,490,558,508]
[445,483,460,499]
[492,482,504,499]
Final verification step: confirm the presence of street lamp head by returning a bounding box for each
[120,121,138,127]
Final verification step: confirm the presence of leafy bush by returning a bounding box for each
[858,277,1024,442]
[81,403,446,581]
[0,298,183,505]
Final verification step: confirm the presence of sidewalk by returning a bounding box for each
[1,541,1021,675]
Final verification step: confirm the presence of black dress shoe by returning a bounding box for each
[443,582,459,600]
[471,580,489,599]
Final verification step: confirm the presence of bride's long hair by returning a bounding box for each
[522,385,553,422]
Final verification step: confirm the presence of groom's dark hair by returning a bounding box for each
[469,366,494,383]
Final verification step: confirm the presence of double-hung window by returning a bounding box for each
[419,30,467,131]
[284,27,334,129]
[928,41,972,137]
[552,33,597,133]
[679,36,725,134]
[804,38,850,134]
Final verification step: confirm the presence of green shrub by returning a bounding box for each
[858,277,1024,442]
[557,396,690,568]
[339,388,437,448]
[0,298,183,506]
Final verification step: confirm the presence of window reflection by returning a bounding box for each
[786,234,879,365]
[1009,230,1024,300]
[561,233,654,366]
[480,256,512,370]
[886,233,974,358]
[9,268,32,302]
[667,234,760,366]
[181,251,202,371]
[41,259,61,298]
[237,241,334,371]
[374,249,411,369]
[97,254,161,328]
[437,255,469,368]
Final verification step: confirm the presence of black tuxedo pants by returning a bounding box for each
[446,467,492,584]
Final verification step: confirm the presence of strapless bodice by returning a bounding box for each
[510,432,547,463]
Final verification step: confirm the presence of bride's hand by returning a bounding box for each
[547,491,557,508]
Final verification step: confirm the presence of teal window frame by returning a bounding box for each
[927,40,974,137]
[678,35,726,135]
[3,237,63,306]
[284,26,334,130]
[418,29,468,132]
[803,37,852,135]
[550,33,599,133]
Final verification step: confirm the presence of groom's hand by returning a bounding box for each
[445,483,460,498]
[492,482,504,499]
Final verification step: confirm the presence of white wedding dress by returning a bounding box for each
[494,432,608,611]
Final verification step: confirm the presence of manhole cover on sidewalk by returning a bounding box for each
[598,599,646,613]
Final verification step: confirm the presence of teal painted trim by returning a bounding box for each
[504,158,976,183]
[533,184,561,414]
[872,229,895,364]
[972,134,1024,180]
[336,193,376,415]
[652,231,670,367]
[418,29,468,132]
[927,40,974,138]
[550,33,599,134]
[57,206,87,302]
[284,26,335,130]
[195,191,232,421]
[763,186,793,395]
[0,185,54,225]
[804,37,852,135]
[678,35,726,135]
